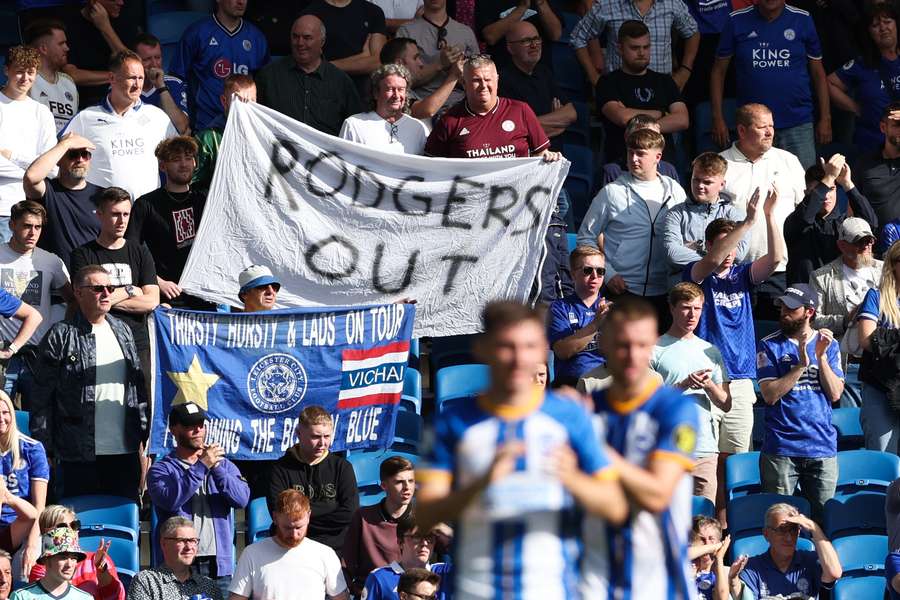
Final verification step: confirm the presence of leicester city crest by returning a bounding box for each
[247,353,308,413]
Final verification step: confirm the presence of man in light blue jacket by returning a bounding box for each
[662,152,748,284]
[577,128,686,329]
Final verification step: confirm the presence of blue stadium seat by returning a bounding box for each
[434,364,490,413]
[429,335,476,372]
[60,495,139,544]
[15,410,28,436]
[692,496,715,518]
[77,535,139,576]
[359,489,386,507]
[731,535,814,560]
[247,497,272,543]
[725,451,761,499]
[147,11,206,70]
[836,450,900,495]
[693,99,736,154]
[824,492,887,539]
[832,408,864,451]
[392,410,422,452]
[833,534,888,576]
[567,233,577,253]
[401,367,421,414]
[832,576,888,600]
[348,450,383,489]
[726,493,811,540]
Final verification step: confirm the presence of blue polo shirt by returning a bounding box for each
[888,552,900,600]
[740,550,822,598]
[684,262,757,380]
[756,330,843,458]
[685,0,732,35]
[837,57,900,152]
[717,5,822,129]
[548,293,605,379]
[140,75,190,119]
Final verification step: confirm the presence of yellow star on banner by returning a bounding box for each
[167,355,220,411]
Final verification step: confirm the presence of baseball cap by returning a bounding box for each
[839,218,874,244]
[168,402,208,427]
[776,284,817,310]
[238,265,281,296]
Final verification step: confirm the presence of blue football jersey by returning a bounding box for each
[421,390,614,600]
[169,14,269,131]
[584,382,699,600]
[141,75,190,119]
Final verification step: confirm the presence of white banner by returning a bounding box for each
[180,101,569,337]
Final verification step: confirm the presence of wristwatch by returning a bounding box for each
[125,285,137,298]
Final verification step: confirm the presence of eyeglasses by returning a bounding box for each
[65,149,92,160]
[54,520,81,531]
[437,26,447,49]
[389,122,399,144]
[79,285,115,294]
[510,36,542,46]
[252,283,280,293]
[767,523,799,535]
[164,537,200,546]
[581,266,606,277]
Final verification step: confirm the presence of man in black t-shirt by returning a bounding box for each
[23,133,102,267]
[70,187,159,356]
[475,0,561,68]
[596,20,689,164]
[302,0,388,96]
[126,136,212,311]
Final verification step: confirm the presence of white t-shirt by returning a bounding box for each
[29,72,79,133]
[339,111,430,155]
[841,262,880,308]
[92,320,128,456]
[64,97,177,200]
[230,537,347,600]
[367,0,423,19]
[630,176,667,221]
[0,92,56,215]
[0,244,68,342]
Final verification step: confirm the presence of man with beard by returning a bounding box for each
[25,20,79,133]
[23,133,101,267]
[126,136,212,310]
[147,402,249,598]
[230,489,349,600]
[811,218,881,407]
[856,102,900,230]
[757,284,844,523]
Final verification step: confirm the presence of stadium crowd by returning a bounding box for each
[0,0,899,598]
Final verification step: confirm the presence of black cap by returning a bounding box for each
[168,402,208,427]
[777,284,816,310]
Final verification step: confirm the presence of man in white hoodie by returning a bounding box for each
[577,128,686,330]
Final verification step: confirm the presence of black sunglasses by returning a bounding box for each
[54,519,81,531]
[79,284,115,294]
[437,26,447,49]
[581,266,606,277]
[65,149,92,160]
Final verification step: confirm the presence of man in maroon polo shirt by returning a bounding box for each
[424,54,562,161]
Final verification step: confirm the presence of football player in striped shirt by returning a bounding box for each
[583,298,700,599]
[416,300,627,600]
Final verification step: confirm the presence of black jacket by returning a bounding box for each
[30,312,148,462]
[861,326,900,411]
[784,183,878,286]
[266,448,359,552]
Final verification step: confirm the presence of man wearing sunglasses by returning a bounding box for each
[397,569,440,600]
[547,245,610,386]
[23,132,101,267]
[728,502,841,599]
[238,265,280,313]
[31,264,148,501]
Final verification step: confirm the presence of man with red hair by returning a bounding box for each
[229,490,349,600]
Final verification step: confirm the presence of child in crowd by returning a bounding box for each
[689,516,731,600]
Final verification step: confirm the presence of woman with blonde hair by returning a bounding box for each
[27,504,124,599]
[858,240,900,452]
[0,390,47,577]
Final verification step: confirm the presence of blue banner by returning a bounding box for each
[149,304,415,459]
